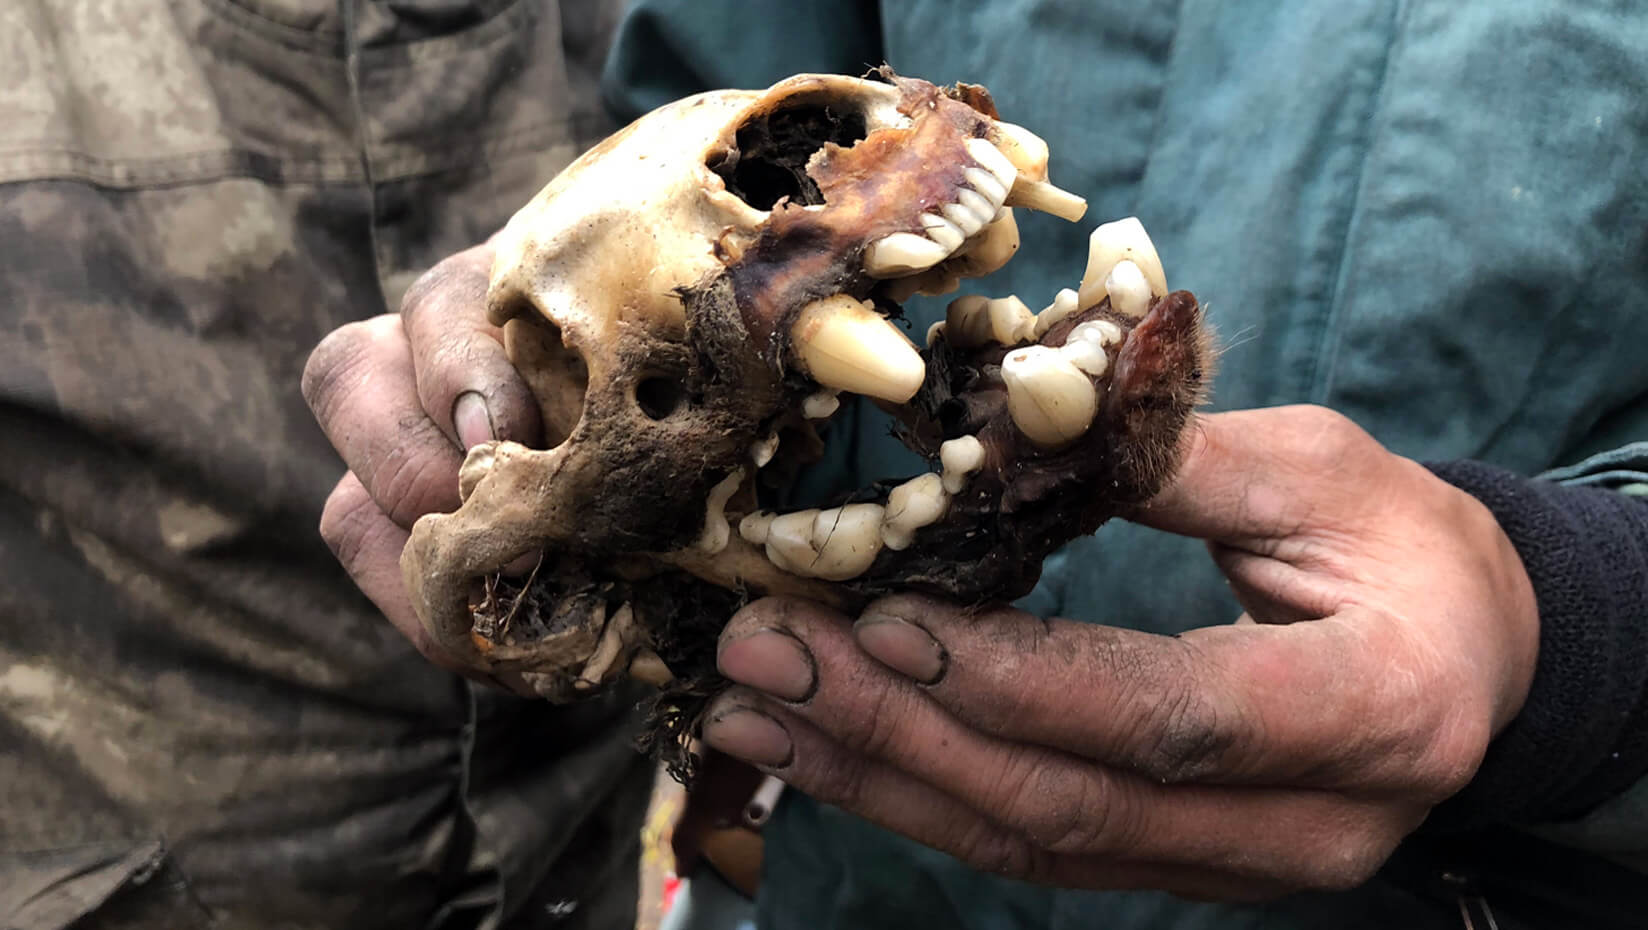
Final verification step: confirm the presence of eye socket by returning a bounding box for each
[711,103,869,210]
[635,376,686,420]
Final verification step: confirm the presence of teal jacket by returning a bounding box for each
[605,1,1648,926]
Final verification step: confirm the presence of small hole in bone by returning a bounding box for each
[635,376,685,420]
[712,102,868,210]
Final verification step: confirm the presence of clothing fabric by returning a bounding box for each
[0,2,651,928]
[602,0,1648,927]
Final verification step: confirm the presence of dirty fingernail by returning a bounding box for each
[702,703,793,768]
[855,612,946,684]
[718,629,815,702]
[453,391,495,449]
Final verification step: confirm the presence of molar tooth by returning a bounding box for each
[750,434,780,468]
[792,295,925,403]
[764,510,822,574]
[739,510,776,545]
[1076,217,1168,311]
[1059,339,1110,376]
[802,390,841,419]
[865,232,952,277]
[919,212,966,253]
[696,469,745,553]
[964,137,1019,189]
[1033,288,1081,337]
[964,167,1009,210]
[882,473,948,550]
[809,504,886,580]
[1001,345,1100,449]
[987,296,1036,345]
[1006,178,1088,222]
[939,436,986,495]
[1071,319,1124,347]
[1104,259,1153,318]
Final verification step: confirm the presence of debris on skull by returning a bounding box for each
[399,69,1212,778]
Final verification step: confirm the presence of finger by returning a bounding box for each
[849,594,1478,796]
[700,692,1294,900]
[303,314,463,528]
[398,246,542,450]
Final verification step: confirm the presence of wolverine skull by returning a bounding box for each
[402,72,1209,704]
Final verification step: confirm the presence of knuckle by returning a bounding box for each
[951,821,1039,881]
[399,251,488,323]
[1296,839,1391,892]
[318,477,384,573]
[367,434,460,527]
[301,321,376,416]
[1122,642,1239,782]
[1002,758,1121,857]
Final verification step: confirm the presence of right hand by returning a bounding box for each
[301,242,541,684]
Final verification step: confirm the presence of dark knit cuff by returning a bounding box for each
[1424,461,1648,830]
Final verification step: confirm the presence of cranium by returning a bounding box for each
[402,71,1209,723]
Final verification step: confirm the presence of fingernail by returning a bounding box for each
[453,391,495,449]
[718,629,815,702]
[702,703,793,767]
[855,612,946,684]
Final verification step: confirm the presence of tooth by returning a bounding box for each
[792,295,925,403]
[942,198,987,237]
[1033,288,1081,337]
[955,188,996,229]
[803,390,841,419]
[865,232,952,277]
[882,473,948,550]
[750,434,780,468]
[944,294,993,348]
[809,503,886,580]
[989,122,1049,176]
[939,435,986,494]
[764,510,821,574]
[1001,345,1100,448]
[918,212,966,253]
[964,137,1019,189]
[964,167,1009,209]
[987,296,1036,345]
[696,469,745,553]
[1077,217,1167,311]
[575,603,626,690]
[925,320,947,346]
[951,210,1019,278]
[739,510,776,545]
[1071,318,1123,347]
[627,648,675,687]
[1006,178,1088,222]
[1060,339,1109,376]
[1104,259,1153,318]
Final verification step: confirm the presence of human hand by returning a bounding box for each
[302,242,542,685]
[701,405,1539,898]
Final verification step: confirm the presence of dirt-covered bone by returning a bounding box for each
[399,70,1211,775]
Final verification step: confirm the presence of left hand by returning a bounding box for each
[700,406,1538,899]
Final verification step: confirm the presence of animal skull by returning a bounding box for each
[402,71,1209,704]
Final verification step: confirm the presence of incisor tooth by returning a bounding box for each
[939,435,985,494]
[1033,288,1081,337]
[919,212,966,253]
[765,510,821,573]
[803,390,840,419]
[1071,319,1123,347]
[696,469,745,553]
[1006,178,1088,222]
[942,198,987,237]
[1001,345,1099,448]
[792,296,925,403]
[964,137,1019,188]
[865,232,952,277]
[1077,217,1168,311]
[987,296,1036,345]
[1105,259,1153,318]
[955,188,995,226]
[964,167,1009,209]
[750,434,779,468]
[809,504,886,580]
[882,473,948,550]
[739,510,776,545]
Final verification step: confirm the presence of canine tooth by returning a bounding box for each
[987,296,1036,345]
[964,137,1019,189]
[809,504,886,580]
[1105,259,1153,318]
[989,122,1049,176]
[1001,345,1100,448]
[1071,318,1124,347]
[945,294,993,348]
[919,212,966,253]
[1033,288,1081,337]
[739,510,776,546]
[792,295,925,403]
[964,167,1009,210]
[865,232,952,277]
[882,473,948,550]
[939,436,986,494]
[941,199,987,237]
[803,390,840,419]
[1060,339,1110,376]
[765,510,822,574]
[1077,217,1167,311]
[1006,178,1088,222]
[696,469,746,553]
[750,434,780,468]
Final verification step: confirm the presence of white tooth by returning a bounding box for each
[696,469,745,553]
[918,212,966,253]
[1077,217,1168,311]
[1033,288,1081,337]
[944,294,993,348]
[750,434,780,468]
[953,210,1020,278]
[1001,345,1100,449]
[792,295,925,403]
[1060,339,1110,376]
[989,122,1049,176]
[955,188,996,229]
[809,503,886,580]
[1071,319,1124,347]
[739,510,776,546]
[987,296,1036,345]
[941,198,987,237]
[1006,177,1088,222]
[764,510,821,574]
[865,232,952,277]
[964,167,1009,209]
[882,472,948,550]
[964,137,1019,189]
[939,435,986,494]
[925,320,947,346]
[1104,259,1153,319]
[803,390,841,419]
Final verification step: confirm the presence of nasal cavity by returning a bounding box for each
[709,103,869,210]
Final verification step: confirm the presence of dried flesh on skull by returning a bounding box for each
[401,71,1211,743]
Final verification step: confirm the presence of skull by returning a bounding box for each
[402,71,1209,709]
